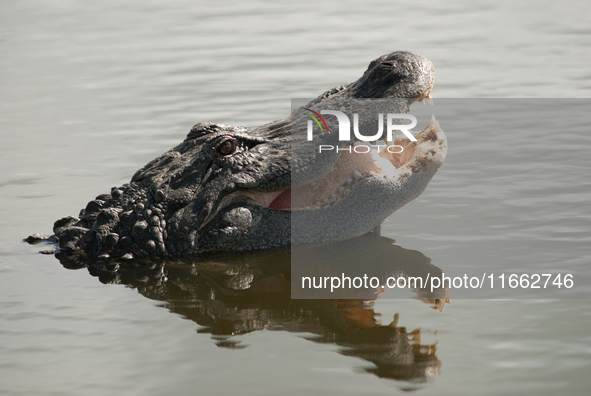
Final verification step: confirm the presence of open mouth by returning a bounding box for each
[235,99,446,211]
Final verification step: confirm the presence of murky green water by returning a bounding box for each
[1,1,590,395]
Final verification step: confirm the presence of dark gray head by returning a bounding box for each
[51,51,446,258]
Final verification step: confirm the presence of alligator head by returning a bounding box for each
[49,51,447,259]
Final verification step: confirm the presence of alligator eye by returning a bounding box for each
[217,139,236,155]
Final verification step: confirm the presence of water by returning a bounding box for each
[1,0,590,394]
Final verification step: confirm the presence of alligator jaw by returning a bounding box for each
[244,115,447,211]
[196,52,446,246]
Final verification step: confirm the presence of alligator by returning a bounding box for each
[36,51,447,259]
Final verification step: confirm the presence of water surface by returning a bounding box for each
[1,1,590,395]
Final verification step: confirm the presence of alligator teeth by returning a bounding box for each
[354,170,363,180]
[425,97,433,106]
[418,99,426,105]
[428,115,442,132]
[346,177,353,184]
[430,115,437,129]
[426,152,433,161]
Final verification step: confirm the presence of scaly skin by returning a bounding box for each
[47,51,447,259]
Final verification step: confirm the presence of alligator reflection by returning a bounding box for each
[55,233,449,384]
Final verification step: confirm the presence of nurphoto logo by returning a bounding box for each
[304,108,418,153]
